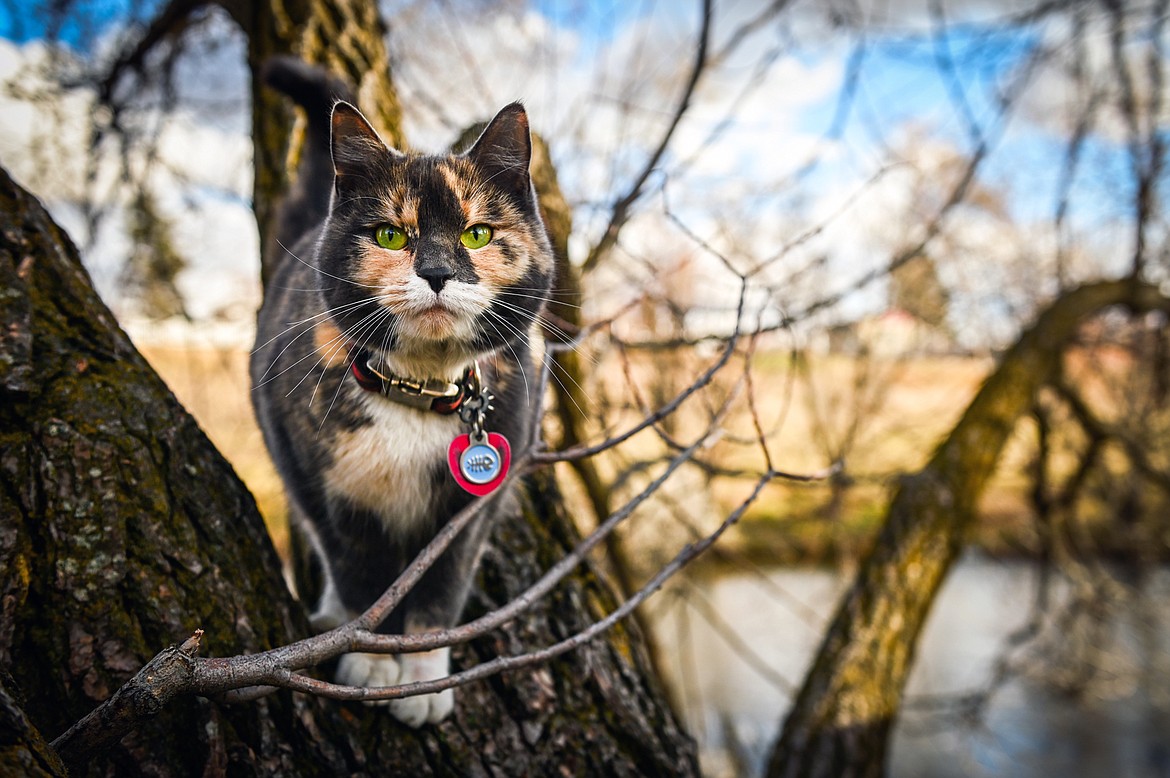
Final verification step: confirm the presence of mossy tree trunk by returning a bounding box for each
[766,280,1170,777]
[1,165,356,775]
[0,163,695,773]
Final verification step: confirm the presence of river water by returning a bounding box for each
[646,556,1170,777]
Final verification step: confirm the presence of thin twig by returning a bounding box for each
[535,282,748,463]
[580,0,713,275]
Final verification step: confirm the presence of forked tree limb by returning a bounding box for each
[48,451,790,768]
[46,385,787,763]
[767,279,1170,778]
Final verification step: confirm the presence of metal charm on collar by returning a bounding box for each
[447,368,511,496]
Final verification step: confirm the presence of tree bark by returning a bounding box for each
[767,279,1170,777]
[0,670,66,777]
[215,0,405,287]
[0,167,696,773]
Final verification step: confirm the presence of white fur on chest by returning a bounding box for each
[323,391,462,534]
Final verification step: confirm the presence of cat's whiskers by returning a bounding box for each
[318,308,403,433]
[283,300,387,398]
[490,299,588,359]
[479,308,533,406]
[252,293,381,364]
[508,284,582,294]
[315,305,399,432]
[545,351,593,419]
[539,347,597,421]
[265,284,400,401]
[254,295,388,387]
[276,237,381,290]
[497,289,578,309]
[482,302,596,417]
[494,294,588,354]
[297,334,352,404]
[293,308,377,401]
[377,298,404,361]
[491,298,599,369]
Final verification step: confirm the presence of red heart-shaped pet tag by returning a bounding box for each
[447,432,511,496]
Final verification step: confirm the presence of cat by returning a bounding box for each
[251,56,553,727]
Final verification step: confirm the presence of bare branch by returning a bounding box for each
[50,631,204,772]
[259,469,777,703]
[534,281,749,464]
[1054,379,1170,497]
[93,0,205,107]
[580,0,713,275]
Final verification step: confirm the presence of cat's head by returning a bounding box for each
[317,101,553,377]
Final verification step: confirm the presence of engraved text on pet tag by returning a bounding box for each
[448,431,511,496]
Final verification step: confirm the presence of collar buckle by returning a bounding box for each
[388,374,460,400]
[350,349,477,415]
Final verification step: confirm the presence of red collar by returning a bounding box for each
[350,351,479,415]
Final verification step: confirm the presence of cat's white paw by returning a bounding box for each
[335,652,400,706]
[334,650,453,726]
[390,648,454,728]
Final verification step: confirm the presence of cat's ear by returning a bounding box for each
[466,103,533,201]
[330,101,402,186]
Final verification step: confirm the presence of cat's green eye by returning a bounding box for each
[374,224,408,251]
[460,224,493,250]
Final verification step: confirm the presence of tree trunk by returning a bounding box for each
[767,280,1170,777]
[0,167,696,773]
[216,0,405,287]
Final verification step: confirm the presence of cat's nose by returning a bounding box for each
[416,257,455,294]
[419,266,452,293]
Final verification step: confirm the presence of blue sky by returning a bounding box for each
[0,0,1162,341]
[0,0,1150,230]
[0,0,162,48]
[531,0,654,45]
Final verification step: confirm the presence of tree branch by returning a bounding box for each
[50,631,203,773]
[580,0,713,275]
[49,420,755,757]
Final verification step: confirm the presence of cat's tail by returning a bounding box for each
[261,57,355,264]
[263,55,356,145]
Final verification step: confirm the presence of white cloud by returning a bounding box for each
[1015,6,1170,142]
[0,29,259,328]
[1,0,1155,350]
[155,110,252,197]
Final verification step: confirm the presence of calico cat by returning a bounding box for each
[251,57,553,727]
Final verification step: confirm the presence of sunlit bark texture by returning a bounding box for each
[214,0,404,286]
[0,166,697,774]
[768,280,1170,778]
[0,163,364,775]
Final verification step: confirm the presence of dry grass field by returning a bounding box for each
[140,340,1048,566]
